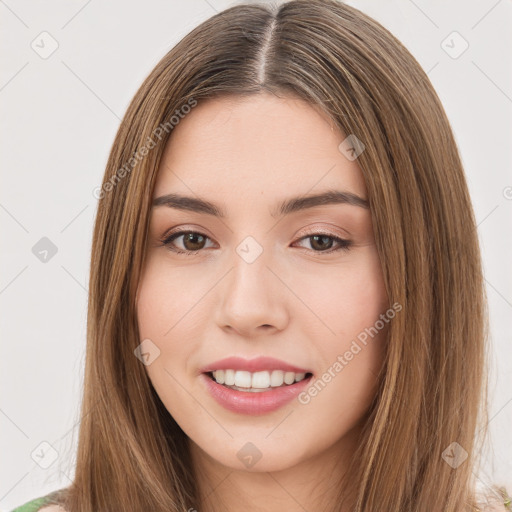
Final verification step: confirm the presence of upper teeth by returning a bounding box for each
[212,369,307,389]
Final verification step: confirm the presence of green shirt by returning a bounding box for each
[10,490,63,512]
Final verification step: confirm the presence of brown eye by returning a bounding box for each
[310,235,335,251]
[161,231,213,254]
[294,233,352,253]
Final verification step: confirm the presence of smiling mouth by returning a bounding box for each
[206,369,314,392]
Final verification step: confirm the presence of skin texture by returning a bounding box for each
[136,93,390,512]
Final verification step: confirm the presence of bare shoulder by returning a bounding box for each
[39,505,67,512]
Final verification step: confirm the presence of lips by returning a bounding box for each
[199,356,312,374]
[198,356,314,415]
[200,372,313,415]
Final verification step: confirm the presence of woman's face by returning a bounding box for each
[136,93,389,474]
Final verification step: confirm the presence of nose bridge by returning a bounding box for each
[228,233,273,304]
[215,231,288,333]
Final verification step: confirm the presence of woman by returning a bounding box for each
[11,0,510,511]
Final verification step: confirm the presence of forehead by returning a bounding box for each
[153,93,367,205]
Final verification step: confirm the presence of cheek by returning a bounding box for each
[343,251,389,336]
[295,247,388,344]
[136,257,199,380]
[296,247,388,400]
[136,259,201,422]
[136,254,208,338]
[297,257,388,444]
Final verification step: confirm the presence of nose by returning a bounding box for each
[214,244,289,337]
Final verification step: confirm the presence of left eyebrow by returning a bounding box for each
[151,189,370,218]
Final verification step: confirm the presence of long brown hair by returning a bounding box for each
[48,1,498,510]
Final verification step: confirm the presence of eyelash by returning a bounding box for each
[160,229,352,256]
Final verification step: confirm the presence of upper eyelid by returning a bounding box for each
[161,220,351,237]
[162,227,349,242]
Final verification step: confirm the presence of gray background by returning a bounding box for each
[1,0,511,509]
